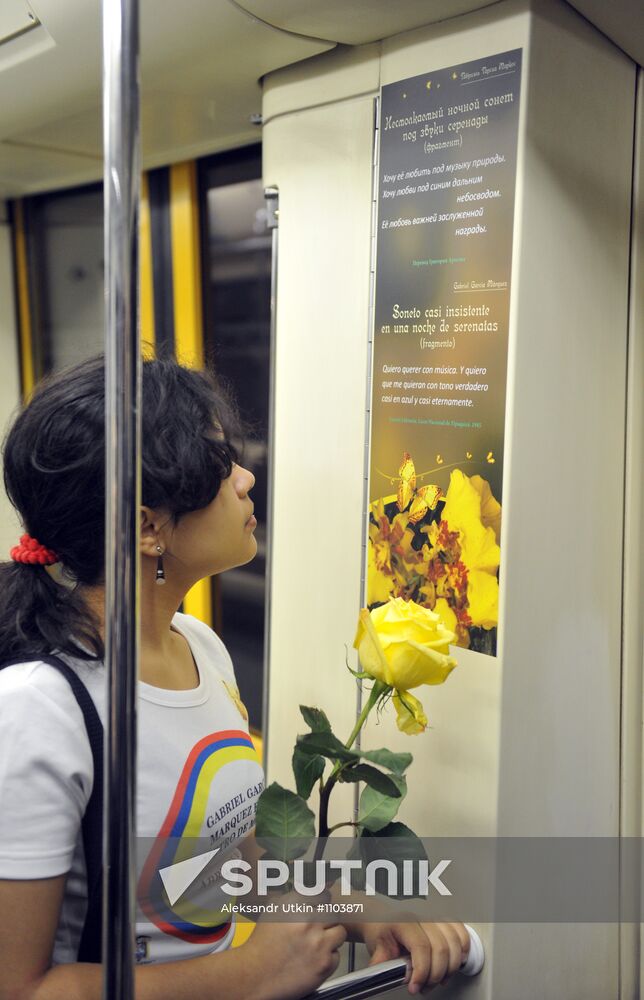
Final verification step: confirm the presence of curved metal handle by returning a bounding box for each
[304,925,484,999]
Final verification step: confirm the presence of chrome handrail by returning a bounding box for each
[304,925,484,1000]
[102,0,141,997]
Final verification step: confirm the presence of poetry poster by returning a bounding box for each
[367,50,522,656]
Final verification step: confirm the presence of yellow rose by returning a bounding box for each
[393,690,428,735]
[353,597,457,691]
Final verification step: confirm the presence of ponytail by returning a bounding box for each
[0,562,102,665]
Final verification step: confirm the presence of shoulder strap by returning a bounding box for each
[10,656,104,963]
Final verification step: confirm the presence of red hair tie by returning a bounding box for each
[10,533,58,566]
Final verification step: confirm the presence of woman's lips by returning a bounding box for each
[245,514,257,529]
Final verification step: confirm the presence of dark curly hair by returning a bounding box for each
[0,355,240,665]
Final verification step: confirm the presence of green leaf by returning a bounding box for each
[299,706,332,733]
[296,731,360,763]
[361,748,413,776]
[358,822,427,899]
[361,821,426,860]
[254,782,315,861]
[338,763,402,798]
[292,745,325,800]
[358,775,407,832]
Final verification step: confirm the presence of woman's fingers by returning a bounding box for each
[388,924,432,995]
[410,922,471,993]
[361,920,473,994]
[432,924,463,987]
[447,921,471,958]
[325,924,348,951]
[417,924,451,988]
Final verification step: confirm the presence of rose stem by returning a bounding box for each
[315,681,389,850]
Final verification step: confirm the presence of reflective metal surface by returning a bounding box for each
[303,959,410,1000]
[261,185,278,758]
[304,925,484,999]
[102,0,140,996]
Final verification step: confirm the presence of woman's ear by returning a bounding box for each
[140,506,170,557]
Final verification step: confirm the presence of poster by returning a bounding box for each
[367,49,522,656]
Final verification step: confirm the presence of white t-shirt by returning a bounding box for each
[0,613,265,966]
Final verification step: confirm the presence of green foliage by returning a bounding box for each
[358,775,407,832]
[360,748,413,776]
[292,745,325,800]
[358,821,427,898]
[360,821,427,861]
[290,724,413,808]
[299,705,332,733]
[338,763,402,798]
[254,781,315,861]
[257,695,421,871]
[296,730,360,763]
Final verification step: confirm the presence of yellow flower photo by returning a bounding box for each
[368,456,502,655]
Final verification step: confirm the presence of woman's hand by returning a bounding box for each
[241,910,348,1000]
[361,920,470,994]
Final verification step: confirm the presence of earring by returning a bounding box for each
[155,544,166,586]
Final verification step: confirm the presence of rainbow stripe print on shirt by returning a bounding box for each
[138,729,261,944]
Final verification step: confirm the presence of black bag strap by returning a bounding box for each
[9,655,104,963]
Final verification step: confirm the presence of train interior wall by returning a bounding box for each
[262,0,642,997]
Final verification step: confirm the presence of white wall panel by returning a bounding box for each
[263,90,378,825]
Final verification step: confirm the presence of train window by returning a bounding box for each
[21,185,104,375]
[199,145,271,734]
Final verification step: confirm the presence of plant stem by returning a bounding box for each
[315,680,389,858]
[344,680,387,752]
[317,766,342,840]
[327,821,359,834]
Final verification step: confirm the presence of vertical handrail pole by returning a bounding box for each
[102,1,141,997]
[261,185,279,760]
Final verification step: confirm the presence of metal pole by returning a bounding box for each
[261,186,279,764]
[102,1,140,997]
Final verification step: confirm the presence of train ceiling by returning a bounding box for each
[0,0,642,199]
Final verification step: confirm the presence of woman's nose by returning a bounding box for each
[237,465,255,494]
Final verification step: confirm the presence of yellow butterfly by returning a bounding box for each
[396,452,444,524]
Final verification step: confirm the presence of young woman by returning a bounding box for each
[0,356,469,999]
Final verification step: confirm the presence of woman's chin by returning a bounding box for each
[212,543,258,576]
